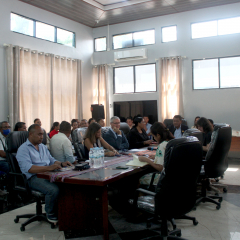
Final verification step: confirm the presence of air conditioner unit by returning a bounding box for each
[114,48,147,62]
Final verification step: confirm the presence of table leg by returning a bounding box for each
[102,185,109,240]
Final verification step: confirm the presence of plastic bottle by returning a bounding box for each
[93,147,99,168]
[89,148,94,168]
[100,147,104,167]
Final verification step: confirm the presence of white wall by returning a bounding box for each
[0,0,94,124]
[92,3,240,129]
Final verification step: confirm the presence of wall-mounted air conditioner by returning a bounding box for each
[114,48,147,62]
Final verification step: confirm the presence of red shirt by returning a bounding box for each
[49,129,59,139]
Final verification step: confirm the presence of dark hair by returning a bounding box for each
[133,117,143,127]
[195,116,200,121]
[194,116,200,128]
[143,115,149,119]
[50,122,60,132]
[28,124,41,132]
[173,115,182,121]
[197,117,213,133]
[14,122,26,131]
[88,118,96,125]
[126,117,133,121]
[208,119,214,125]
[34,118,40,123]
[59,121,71,133]
[151,122,174,143]
[71,119,78,126]
[97,118,104,123]
[84,122,101,144]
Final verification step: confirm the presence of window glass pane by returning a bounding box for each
[115,67,134,93]
[95,37,106,51]
[11,13,33,36]
[191,21,217,39]
[220,57,240,88]
[57,28,74,46]
[193,59,219,89]
[218,17,240,35]
[135,64,156,92]
[113,33,133,49]
[36,22,55,42]
[162,26,177,42]
[133,30,155,46]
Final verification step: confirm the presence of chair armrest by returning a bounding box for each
[147,171,158,191]
[136,188,156,196]
[9,172,31,195]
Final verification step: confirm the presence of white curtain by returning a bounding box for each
[158,56,184,122]
[5,45,82,132]
[93,64,110,126]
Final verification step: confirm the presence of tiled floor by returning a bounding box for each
[1,162,240,240]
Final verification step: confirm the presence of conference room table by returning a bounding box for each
[37,149,156,240]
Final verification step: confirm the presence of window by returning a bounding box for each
[10,13,75,47]
[191,16,240,39]
[114,64,156,94]
[193,56,240,89]
[162,26,177,42]
[95,37,107,52]
[113,29,155,49]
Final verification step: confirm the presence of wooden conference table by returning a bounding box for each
[37,153,154,240]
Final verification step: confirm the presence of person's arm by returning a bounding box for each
[0,150,6,158]
[138,156,163,172]
[62,139,75,163]
[203,144,210,152]
[100,137,118,155]
[28,164,61,173]
[119,132,129,149]
[84,138,94,151]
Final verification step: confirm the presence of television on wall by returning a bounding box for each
[113,100,158,124]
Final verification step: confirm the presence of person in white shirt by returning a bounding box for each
[50,121,76,164]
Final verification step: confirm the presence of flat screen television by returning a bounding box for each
[113,100,158,124]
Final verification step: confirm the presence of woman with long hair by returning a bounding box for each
[197,117,213,154]
[138,122,174,185]
[84,122,118,159]
[191,116,200,129]
[49,122,60,139]
[128,117,152,149]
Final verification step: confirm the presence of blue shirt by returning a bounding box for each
[16,139,57,179]
[146,123,152,134]
[174,125,182,139]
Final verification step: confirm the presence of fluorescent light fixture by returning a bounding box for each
[226,168,239,172]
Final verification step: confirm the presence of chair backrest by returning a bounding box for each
[204,124,232,178]
[72,127,88,144]
[183,129,203,145]
[164,118,188,128]
[120,122,130,136]
[155,137,202,218]
[101,126,111,135]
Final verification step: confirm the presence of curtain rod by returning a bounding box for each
[94,63,115,67]
[155,56,187,61]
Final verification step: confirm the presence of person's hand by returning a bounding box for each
[113,127,121,135]
[48,164,62,171]
[62,161,73,167]
[138,156,150,163]
[105,151,115,157]
[149,155,155,160]
[113,149,119,155]
[144,140,153,145]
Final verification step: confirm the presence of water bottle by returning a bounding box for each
[93,147,99,168]
[100,147,104,167]
[89,148,94,168]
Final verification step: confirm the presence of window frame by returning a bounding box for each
[112,28,155,50]
[192,55,240,90]
[113,63,157,94]
[94,36,107,52]
[11,12,76,47]
[161,25,177,43]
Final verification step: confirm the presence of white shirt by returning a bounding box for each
[0,132,7,161]
[174,125,182,139]
[49,132,75,163]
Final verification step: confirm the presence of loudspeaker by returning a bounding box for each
[91,104,105,120]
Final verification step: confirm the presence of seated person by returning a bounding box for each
[0,121,11,174]
[102,116,129,151]
[49,122,60,139]
[76,119,81,128]
[169,115,188,139]
[97,118,105,127]
[143,115,152,138]
[84,122,118,159]
[16,124,72,223]
[138,122,174,185]
[208,119,214,129]
[191,116,200,129]
[14,122,27,131]
[34,118,42,126]
[80,119,88,127]
[50,121,76,164]
[128,117,152,149]
[197,117,213,156]
[126,117,134,129]
[88,118,96,125]
[71,119,79,141]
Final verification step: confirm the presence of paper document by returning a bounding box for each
[126,154,148,167]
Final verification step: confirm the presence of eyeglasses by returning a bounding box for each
[112,122,120,125]
[2,126,11,129]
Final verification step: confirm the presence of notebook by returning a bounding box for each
[126,154,148,167]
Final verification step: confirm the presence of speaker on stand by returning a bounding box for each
[91,104,105,120]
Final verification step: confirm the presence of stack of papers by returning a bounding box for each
[126,154,148,167]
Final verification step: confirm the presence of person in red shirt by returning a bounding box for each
[49,122,60,139]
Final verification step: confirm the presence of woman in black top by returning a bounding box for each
[128,117,152,149]
[197,117,213,155]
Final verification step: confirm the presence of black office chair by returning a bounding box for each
[196,124,232,210]
[131,137,203,238]
[183,129,203,145]
[5,131,55,231]
[120,122,130,136]
[71,128,87,160]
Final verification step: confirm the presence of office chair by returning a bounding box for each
[5,131,55,231]
[196,124,232,209]
[131,137,203,238]
[120,122,130,136]
[183,129,203,145]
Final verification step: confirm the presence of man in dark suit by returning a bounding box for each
[169,115,188,139]
[102,116,129,150]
